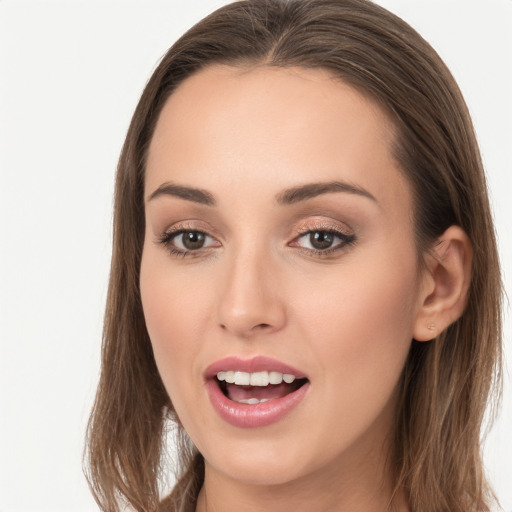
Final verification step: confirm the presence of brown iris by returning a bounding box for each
[310,231,334,250]
[181,231,206,250]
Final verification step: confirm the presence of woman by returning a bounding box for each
[85,1,503,511]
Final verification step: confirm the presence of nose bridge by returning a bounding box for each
[216,238,285,337]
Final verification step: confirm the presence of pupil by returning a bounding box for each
[182,231,205,250]
[310,231,333,250]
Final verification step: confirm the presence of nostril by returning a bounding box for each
[219,322,272,333]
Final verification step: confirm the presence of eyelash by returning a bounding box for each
[157,225,356,259]
[292,227,356,257]
[157,227,216,259]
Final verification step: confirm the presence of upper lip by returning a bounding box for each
[204,356,308,380]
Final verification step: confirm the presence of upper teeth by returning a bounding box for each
[216,371,296,386]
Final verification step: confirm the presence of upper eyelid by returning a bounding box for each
[295,224,350,235]
[156,216,354,242]
[158,221,220,239]
[293,219,353,236]
[158,227,217,244]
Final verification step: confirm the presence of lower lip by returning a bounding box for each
[205,379,310,428]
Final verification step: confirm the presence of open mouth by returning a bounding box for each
[205,360,311,427]
[215,371,309,405]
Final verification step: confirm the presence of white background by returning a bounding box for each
[0,1,510,510]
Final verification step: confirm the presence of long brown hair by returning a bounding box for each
[84,1,503,511]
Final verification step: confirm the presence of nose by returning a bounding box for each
[216,246,286,338]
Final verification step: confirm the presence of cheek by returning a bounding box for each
[293,252,419,406]
[139,252,211,401]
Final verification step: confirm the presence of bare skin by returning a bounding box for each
[140,65,471,512]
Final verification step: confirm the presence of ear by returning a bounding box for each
[413,225,472,341]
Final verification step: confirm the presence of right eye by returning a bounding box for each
[159,229,220,256]
[174,231,209,250]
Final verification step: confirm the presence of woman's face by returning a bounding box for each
[140,66,427,489]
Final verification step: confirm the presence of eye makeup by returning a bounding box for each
[156,216,357,260]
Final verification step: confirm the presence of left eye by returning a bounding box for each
[295,230,352,251]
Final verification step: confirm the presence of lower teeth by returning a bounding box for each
[234,398,271,405]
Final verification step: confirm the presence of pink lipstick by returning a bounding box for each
[204,356,310,428]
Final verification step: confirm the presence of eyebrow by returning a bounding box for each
[147,182,216,206]
[276,181,377,205]
[146,179,377,207]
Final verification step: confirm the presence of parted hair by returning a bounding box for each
[84,1,503,511]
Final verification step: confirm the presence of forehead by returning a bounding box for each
[145,65,411,215]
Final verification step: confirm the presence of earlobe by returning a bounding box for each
[413,226,472,342]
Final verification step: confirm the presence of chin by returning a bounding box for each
[197,427,334,488]
[207,452,309,487]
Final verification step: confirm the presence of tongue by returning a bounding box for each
[226,382,295,402]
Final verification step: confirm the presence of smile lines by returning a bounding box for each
[216,371,297,386]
